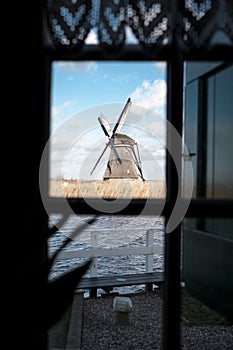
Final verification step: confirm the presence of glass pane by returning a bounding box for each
[183,62,233,199]
[45,61,167,203]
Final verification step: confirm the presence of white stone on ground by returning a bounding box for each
[113,296,133,326]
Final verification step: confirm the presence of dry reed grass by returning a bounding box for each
[49,178,166,199]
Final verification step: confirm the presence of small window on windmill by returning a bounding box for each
[48,61,167,201]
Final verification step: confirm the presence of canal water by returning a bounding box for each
[48,214,165,295]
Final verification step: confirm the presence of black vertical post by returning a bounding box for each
[12,1,50,349]
[162,33,184,350]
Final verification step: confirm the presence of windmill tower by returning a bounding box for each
[90,98,145,181]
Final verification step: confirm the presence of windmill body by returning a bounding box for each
[103,133,139,180]
[91,98,145,181]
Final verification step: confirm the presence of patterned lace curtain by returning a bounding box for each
[45,0,233,56]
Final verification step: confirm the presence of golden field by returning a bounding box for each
[49,178,166,199]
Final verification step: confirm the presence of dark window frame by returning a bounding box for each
[40,4,233,350]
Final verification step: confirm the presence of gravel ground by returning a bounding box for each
[81,290,233,350]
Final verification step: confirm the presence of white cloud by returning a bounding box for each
[147,120,166,140]
[57,61,97,72]
[155,147,166,158]
[131,79,167,117]
[52,100,75,121]
[153,62,167,71]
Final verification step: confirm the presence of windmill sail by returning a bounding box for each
[98,116,111,137]
[111,97,132,135]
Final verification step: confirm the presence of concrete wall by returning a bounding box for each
[183,224,233,321]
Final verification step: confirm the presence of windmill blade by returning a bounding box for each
[136,162,145,181]
[131,144,145,181]
[111,97,132,136]
[98,116,111,137]
[109,139,122,164]
[133,158,145,181]
[90,142,110,175]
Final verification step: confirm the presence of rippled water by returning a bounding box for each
[48,214,165,295]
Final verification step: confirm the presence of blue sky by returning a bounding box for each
[51,61,166,132]
[49,31,167,181]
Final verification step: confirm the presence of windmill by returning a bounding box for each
[90,98,145,181]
